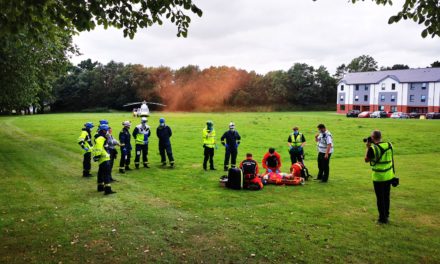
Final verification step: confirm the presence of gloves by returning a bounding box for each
[298,146,303,151]
[235,143,239,148]
[267,169,273,173]
[289,146,293,150]
[225,143,229,148]
[144,141,148,145]
[122,147,127,153]
[93,156,100,162]
[84,147,89,152]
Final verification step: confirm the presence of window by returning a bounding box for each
[391,95,396,102]
[410,83,416,90]
[421,95,426,102]
[365,85,369,91]
[379,105,385,111]
[340,105,345,111]
[410,95,415,102]
[355,85,359,91]
[364,95,368,101]
[355,95,359,101]
[340,95,344,101]
[391,106,397,112]
[381,83,386,90]
[392,83,396,90]
[381,95,385,102]
[341,85,344,91]
[422,83,427,90]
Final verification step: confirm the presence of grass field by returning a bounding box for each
[0,112,439,264]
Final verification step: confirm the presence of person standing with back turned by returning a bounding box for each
[202,120,216,171]
[365,130,398,224]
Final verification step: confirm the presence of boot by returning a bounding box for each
[203,164,207,171]
[119,168,125,173]
[223,166,228,172]
[144,163,150,168]
[97,184,104,192]
[170,162,175,168]
[125,166,132,171]
[83,170,92,177]
[104,185,116,195]
[210,167,217,171]
[161,162,167,166]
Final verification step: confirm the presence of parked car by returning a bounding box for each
[390,112,409,119]
[346,110,360,117]
[409,112,422,119]
[358,111,371,118]
[426,112,440,119]
[386,111,394,118]
[370,111,388,118]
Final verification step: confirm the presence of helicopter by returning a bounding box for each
[123,100,166,117]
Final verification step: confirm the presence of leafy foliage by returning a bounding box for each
[346,55,378,72]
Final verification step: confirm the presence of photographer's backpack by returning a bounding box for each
[225,168,244,190]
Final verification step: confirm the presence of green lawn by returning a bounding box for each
[0,112,439,263]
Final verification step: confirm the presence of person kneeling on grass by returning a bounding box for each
[262,147,282,173]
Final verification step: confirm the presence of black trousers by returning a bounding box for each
[373,180,392,222]
[159,142,174,163]
[109,149,117,171]
[83,152,91,174]
[119,147,131,168]
[224,148,237,168]
[289,149,304,164]
[134,144,149,167]
[203,146,215,169]
[98,161,111,185]
[317,152,331,182]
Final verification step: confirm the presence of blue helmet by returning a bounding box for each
[84,122,94,129]
[99,124,109,131]
[99,119,109,125]
[159,117,165,124]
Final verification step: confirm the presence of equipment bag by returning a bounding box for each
[225,168,243,190]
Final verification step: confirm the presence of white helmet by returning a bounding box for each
[122,121,131,127]
[141,117,148,123]
[229,122,235,129]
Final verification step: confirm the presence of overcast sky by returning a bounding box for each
[72,0,440,74]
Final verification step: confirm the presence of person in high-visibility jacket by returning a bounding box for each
[93,124,116,195]
[132,117,151,169]
[78,122,94,177]
[287,126,306,165]
[119,121,132,173]
[365,130,396,224]
[202,120,216,171]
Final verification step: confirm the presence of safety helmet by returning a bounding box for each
[229,122,235,129]
[122,121,131,127]
[84,122,94,129]
[141,117,148,123]
[99,124,109,131]
[99,119,109,125]
[159,117,165,124]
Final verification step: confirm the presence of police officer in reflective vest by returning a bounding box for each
[119,121,132,173]
[93,124,116,195]
[78,122,94,177]
[288,126,306,165]
[221,122,241,171]
[156,117,175,167]
[202,120,216,171]
[133,117,151,169]
[365,130,397,224]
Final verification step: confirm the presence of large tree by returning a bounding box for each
[347,55,378,72]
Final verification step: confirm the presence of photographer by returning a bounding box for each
[364,130,398,224]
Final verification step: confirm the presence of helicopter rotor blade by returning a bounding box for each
[145,102,167,107]
[123,102,143,107]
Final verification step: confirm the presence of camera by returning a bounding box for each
[363,136,373,143]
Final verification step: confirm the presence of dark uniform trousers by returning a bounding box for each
[373,180,392,222]
[203,146,215,169]
[97,161,111,191]
[289,148,304,164]
[317,152,331,182]
[134,144,149,167]
[159,142,174,163]
[119,148,131,168]
[83,152,91,174]
[224,147,237,168]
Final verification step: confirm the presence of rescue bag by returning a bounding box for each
[225,168,243,190]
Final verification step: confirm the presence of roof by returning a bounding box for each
[339,68,440,85]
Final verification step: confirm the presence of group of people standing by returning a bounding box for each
[77,117,175,195]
